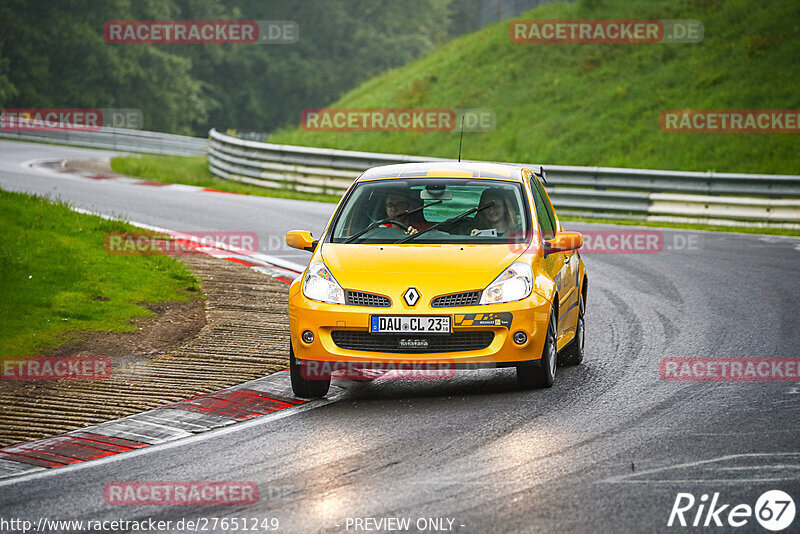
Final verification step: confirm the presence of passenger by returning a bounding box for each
[470,188,520,237]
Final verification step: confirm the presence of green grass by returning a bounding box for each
[110,155,341,203]
[0,189,201,356]
[269,0,799,175]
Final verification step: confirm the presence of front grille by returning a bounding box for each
[331,331,494,353]
[430,290,482,307]
[345,290,391,307]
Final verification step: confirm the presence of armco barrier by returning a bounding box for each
[2,124,797,227]
[208,129,800,228]
[0,125,206,156]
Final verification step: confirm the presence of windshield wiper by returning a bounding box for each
[396,201,495,244]
[344,200,443,243]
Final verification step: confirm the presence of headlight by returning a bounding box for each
[303,261,345,304]
[480,262,533,304]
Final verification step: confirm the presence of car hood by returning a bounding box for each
[320,243,523,299]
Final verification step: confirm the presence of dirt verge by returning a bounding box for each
[0,255,291,447]
[62,158,115,174]
[47,300,206,367]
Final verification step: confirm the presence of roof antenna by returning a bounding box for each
[457,115,465,162]
[538,165,548,184]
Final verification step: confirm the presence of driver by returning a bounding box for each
[381,191,431,235]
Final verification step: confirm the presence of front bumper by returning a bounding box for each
[289,288,552,365]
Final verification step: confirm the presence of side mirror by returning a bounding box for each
[286,230,318,252]
[545,231,583,254]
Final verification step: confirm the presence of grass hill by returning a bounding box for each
[270,0,799,175]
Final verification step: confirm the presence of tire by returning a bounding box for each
[289,342,330,398]
[517,307,557,389]
[558,292,585,366]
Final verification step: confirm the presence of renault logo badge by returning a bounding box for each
[403,287,420,306]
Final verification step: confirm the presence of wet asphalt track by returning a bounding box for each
[0,140,799,533]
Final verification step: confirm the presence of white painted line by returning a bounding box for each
[0,373,350,486]
[601,453,800,484]
[717,465,800,471]
[89,419,194,444]
[0,460,45,480]
[163,184,205,193]
[604,477,800,484]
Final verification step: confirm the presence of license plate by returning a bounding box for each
[370,316,451,333]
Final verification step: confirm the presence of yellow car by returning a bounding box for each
[286,162,586,397]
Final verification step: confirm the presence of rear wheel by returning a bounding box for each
[558,293,585,366]
[289,342,330,398]
[517,307,557,389]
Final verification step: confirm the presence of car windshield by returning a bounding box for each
[329,178,530,244]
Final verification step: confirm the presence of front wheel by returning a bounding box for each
[289,343,330,398]
[517,307,557,389]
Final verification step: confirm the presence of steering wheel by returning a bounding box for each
[375,220,409,231]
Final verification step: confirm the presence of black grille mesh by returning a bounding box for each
[345,290,391,307]
[331,331,493,353]
[430,291,482,308]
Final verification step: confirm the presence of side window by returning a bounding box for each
[528,175,557,240]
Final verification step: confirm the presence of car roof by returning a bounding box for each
[358,161,526,182]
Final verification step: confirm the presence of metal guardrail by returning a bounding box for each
[2,125,797,227]
[208,129,800,227]
[0,125,206,156]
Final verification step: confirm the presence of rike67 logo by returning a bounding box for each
[669,490,795,531]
